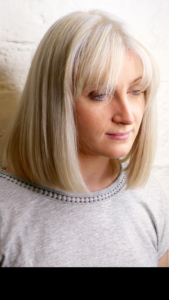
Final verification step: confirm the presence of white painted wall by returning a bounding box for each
[0,0,169,199]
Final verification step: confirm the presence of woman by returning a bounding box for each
[0,10,169,267]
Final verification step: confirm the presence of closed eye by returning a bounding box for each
[92,93,107,100]
[128,90,145,95]
[88,90,107,101]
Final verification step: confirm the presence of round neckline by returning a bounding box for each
[0,167,126,204]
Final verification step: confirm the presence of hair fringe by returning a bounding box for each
[1,10,160,192]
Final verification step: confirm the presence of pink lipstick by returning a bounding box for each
[106,131,131,140]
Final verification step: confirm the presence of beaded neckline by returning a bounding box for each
[0,168,126,204]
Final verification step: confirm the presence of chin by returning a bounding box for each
[107,147,132,159]
[110,154,128,159]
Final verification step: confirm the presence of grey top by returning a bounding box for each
[0,167,169,267]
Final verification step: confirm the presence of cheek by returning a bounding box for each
[74,107,91,136]
[134,100,145,125]
[76,113,100,137]
[140,105,145,123]
[75,105,106,135]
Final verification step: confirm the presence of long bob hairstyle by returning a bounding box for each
[2,10,160,193]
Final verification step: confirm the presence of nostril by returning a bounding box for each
[112,113,135,125]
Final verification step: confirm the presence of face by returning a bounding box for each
[74,51,145,159]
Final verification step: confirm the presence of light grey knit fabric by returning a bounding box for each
[0,167,169,267]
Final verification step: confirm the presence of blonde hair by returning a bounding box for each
[1,10,160,192]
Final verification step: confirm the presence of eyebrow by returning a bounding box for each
[130,76,143,85]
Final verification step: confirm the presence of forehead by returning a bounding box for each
[74,43,146,97]
[81,51,144,94]
[116,50,143,86]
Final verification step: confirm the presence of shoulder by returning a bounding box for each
[0,169,30,201]
[125,173,169,260]
[0,169,49,220]
[124,173,169,229]
[124,172,169,208]
[142,174,169,214]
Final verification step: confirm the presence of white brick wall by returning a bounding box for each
[0,0,169,199]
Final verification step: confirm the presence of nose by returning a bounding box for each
[111,93,135,125]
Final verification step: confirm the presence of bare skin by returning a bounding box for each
[75,50,169,267]
[75,50,145,191]
[158,251,169,267]
[78,154,120,192]
[5,50,168,267]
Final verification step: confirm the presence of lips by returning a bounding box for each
[105,131,132,140]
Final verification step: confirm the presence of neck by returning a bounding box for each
[78,154,120,192]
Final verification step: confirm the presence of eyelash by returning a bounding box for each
[88,87,145,102]
[129,90,145,95]
[91,93,107,101]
